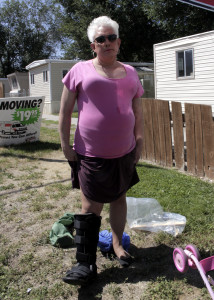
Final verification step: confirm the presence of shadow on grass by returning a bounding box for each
[1,152,66,163]
[0,141,72,196]
[0,178,71,196]
[1,140,61,154]
[137,162,169,171]
[1,141,65,163]
[77,244,206,300]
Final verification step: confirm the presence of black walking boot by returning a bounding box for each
[62,213,101,285]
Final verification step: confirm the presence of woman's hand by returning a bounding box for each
[134,139,143,164]
[132,97,144,164]
[62,145,77,161]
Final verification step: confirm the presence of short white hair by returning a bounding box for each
[87,16,119,42]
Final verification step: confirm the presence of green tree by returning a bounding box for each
[0,24,7,77]
[0,0,62,77]
[143,0,214,39]
[58,0,168,62]
[58,0,214,62]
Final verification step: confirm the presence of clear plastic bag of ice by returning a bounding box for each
[126,197,186,237]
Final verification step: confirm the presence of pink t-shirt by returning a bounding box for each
[62,60,144,158]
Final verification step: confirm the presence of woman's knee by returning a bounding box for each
[81,191,103,215]
[111,194,126,207]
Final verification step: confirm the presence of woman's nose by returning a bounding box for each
[104,39,110,46]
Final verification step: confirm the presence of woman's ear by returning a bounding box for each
[90,43,95,51]
[117,38,121,48]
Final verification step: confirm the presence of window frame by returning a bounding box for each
[43,70,48,82]
[11,76,18,89]
[30,73,35,85]
[176,48,194,80]
[62,69,68,78]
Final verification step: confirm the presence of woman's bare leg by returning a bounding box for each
[81,191,129,258]
[110,194,129,258]
[80,190,104,216]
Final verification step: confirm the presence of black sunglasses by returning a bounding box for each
[94,34,117,44]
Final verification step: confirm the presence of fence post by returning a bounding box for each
[194,105,204,177]
[171,101,184,170]
[158,100,173,167]
[201,105,214,179]
[185,103,196,175]
[152,100,161,164]
[0,82,4,98]
[142,99,155,161]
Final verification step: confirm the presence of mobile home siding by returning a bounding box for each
[50,62,76,113]
[29,64,50,101]
[154,31,214,111]
[26,60,78,114]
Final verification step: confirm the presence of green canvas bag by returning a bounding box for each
[50,213,75,248]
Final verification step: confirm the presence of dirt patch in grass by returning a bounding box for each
[0,125,211,299]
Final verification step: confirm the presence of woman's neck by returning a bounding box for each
[92,57,126,79]
[95,57,118,68]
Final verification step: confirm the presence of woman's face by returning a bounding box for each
[91,26,121,60]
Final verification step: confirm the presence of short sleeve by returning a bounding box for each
[134,70,144,99]
[62,64,78,92]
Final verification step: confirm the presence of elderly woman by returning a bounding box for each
[59,16,144,285]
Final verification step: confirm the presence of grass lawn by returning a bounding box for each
[0,119,214,300]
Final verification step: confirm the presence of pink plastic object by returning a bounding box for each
[173,245,214,300]
[173,247,189,273]
[185,244,201,269]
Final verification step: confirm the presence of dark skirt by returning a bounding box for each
[68,148,139,203]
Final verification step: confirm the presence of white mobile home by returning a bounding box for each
[0,78,10,97]
[154,30,214,112]
[7,71,29,97]
[25,59,78,114]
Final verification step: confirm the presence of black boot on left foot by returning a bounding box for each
[62,213,101,285]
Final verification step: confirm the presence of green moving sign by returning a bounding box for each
[0,96,45,146]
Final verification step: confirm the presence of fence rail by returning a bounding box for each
[0,82,3,98]
[141,99,214,180]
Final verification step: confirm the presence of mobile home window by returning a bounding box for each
[11,77,18,89]
[43,70,48,82]
[30,74,35,85]
[62,70,68,78]
[176,49,193,78]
